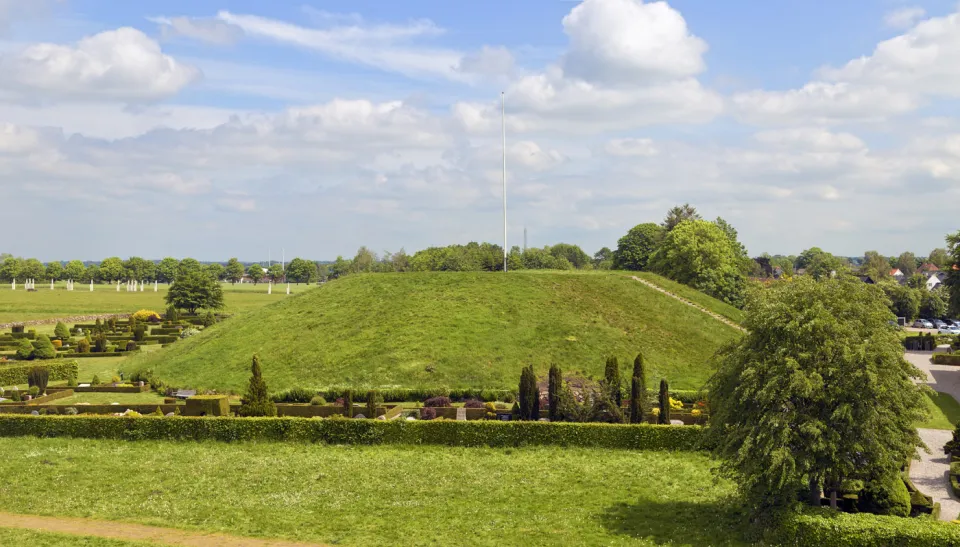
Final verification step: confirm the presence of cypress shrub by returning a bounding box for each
[77,337,91,354]
[237,354,277,417]
[946,423,960,457]
[165,305,179,322]
[93,332,108,353]
[630,352,648,424]
[27,367,49,394]
[15,338,33,360]
[658,379,670,425]
[344,389,354,418]
[366,390,382,418]
[53,322,70,340]
[32,335,57,360]
[604,356,622,407]
[519,365,539,420]
[548,364,562,422]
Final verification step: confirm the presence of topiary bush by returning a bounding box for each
[548,364,562,422]
[125,341,138,352]
[859,474,911,517]
[15,338,34,360]
[463,399,484,409]
[604,356,622,407]
[310,396,327,406]
[77,337,91,354]
[657,379,670,425]
[54,322,70,340]
[424,396,452,408]
[366,390,383,418]
[630,352,648,424]
[27,366,49,395]
[237,354,277,417]
[420,407,437,420]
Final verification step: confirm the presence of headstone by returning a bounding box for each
[154,280,158,292]
[140,280,144,292]
[670,419,684,426]
[456,407,467,421]
[30,410,39,416]
[90,280,93,291]
[51,280,54,290]
[11,278,15,290]
[354,413,366,419]
[116,281,120,292]
[286,283,291,295]
[268,283,272,295]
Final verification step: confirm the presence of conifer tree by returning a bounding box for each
[366,390,382,418]
[658,379,670,424]
[604,356,622,407]
[237,354,277,417]
[630,352,648,424]
[519,365,539,420]
[548,364,562,421]
[53,322,70,341]
[343,389,354,418]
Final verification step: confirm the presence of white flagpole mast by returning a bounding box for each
[502,91,507,273]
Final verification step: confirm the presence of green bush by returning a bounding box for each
[31,335,57,360]
[310,396,326,406]
[859,475,911,517]
[15,338,33,360]
[366,390,383,418]
[604,356,622,407]
[0,415,702,449]
[76,337,91,354]
[630,352,647,424]
[657,379,670,425]
[773,508,960,546]
[270,387,316,403]
[92,375,101,386]
[53,322,70,340]
[27,367,49,394]
[932,353,960,366]
[547,364,561,422]
[315,387,515,403]
[0,361,78,387]
[237,355,276,417]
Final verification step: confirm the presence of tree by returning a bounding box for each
[20,258,45,280]
[224,258,245,284]
[714,217,750,270]
[630,352,648,424]
[549,243,591,269]
[880,282,919,321]
[165,271,225,314]
[929,247,952,270]
[613,223,663,271]
[352,247,377,273]
[329,256,352,279]
[519,365,540,421]
[83,263,99,283]
[703,276,925,514]
[247,264,264,285]
[947,232,960,316]
[123,256,152,281]
[593,247,613,269]
[204,263,225,281]
[285,258,314,284]
[548,364,562,422]
[920,288,948,319]
[0,256,22,282]
[657,379,670,425]
[98,257,124,282]
[178,258,202,279]
[861,251,890,280]
[63,260,85,282]
[896,252,917,276]
[54,322,70,340]
[316,263,330,282]
[795,247,843,280]
[156,257,180,283]
[237,354,277,417]
[649,220,747,306]
[267,263,285,283]
[662,203,701,231]
[604,356,622,408]
[45,261,63,281]
[31,335,57,360]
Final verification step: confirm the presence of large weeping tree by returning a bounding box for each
[704,276,927,514]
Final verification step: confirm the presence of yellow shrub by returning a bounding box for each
[691,409,702,418]
[52,339,62,349]
[132,309,161,322]
[669,397,684,410]
[651,408,660,416]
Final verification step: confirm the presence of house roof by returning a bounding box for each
[919,263,940,272]
[889,268,902,276]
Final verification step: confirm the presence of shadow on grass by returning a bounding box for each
[599,498,751,546]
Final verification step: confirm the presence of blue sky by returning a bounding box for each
[1,0,959,262]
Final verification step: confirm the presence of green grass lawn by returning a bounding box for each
[632,272,745,325]
[0,438,749,546]
[1,529,162,547]
[0,282,306,323]
[918,391,960,430]
[127,271,743,392]
[47,392,167,405]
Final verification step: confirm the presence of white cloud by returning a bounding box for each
[216,10,465,81]
[604,138,658,157]
[561,0,708,84]
[734,10,960,125]
[884,7,926,29]
[456,45,515,78]
[752,128,866,152]
[0,0,57,31]
[150,16,242,45]
[0,27,200,103]
[216,195,256,212]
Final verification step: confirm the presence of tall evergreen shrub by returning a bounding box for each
[604,356,622,407]
[344,389,354,418]
[366,390,382,418]
[548,364,562,422]
[53,322,70,341]
[27,366,49,395]
[237,354,277,417]
[519,365,539,420]
[630,352,648,424]
[658,378,670,424]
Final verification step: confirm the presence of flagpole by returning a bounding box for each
[502,91,507,273]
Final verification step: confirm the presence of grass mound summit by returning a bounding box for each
[130,271,742,391]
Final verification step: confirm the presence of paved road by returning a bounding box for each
[907,349,960,521]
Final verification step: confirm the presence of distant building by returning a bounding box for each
[857,275,876,284]
[889,268,904,280]
[919,263,941,273]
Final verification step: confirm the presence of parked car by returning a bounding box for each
[939,325,960,335]
[934,319,947,328]
[914,319,934,329]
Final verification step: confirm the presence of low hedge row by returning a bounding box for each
[0,361,78,387]
[277,387,706,404]
[773,508,960,546]
[57,352,128,359]
[0,415,702,449]
[932,353,960,366]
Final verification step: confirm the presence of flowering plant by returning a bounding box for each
[651,407,660,416]
[691,409,702,418]
[669,397,684,410]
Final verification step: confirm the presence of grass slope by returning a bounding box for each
[130,271,742,391]
[0,438,750,546]
[633,272,745,324]
[918,391,960,430]
[0,283,303,323]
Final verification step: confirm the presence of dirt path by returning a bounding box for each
[629,276,747,333]
[0,512,327,547]
[913,429,960,521]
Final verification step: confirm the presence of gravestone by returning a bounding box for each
[456,407,467,421]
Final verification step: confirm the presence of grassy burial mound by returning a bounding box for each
[129,271,742,391]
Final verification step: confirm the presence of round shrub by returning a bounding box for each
[503,392,516,404]
[424,396,452,408]
[132,309,162,322]
[271,387,315,403]
[420,407,437,420]
[15,338,34,360]
[860,475,911,517]
[464,399,485,409]
[310,396,327,406]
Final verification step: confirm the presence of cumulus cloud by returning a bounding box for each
[456,46,515,78]
[884,7,926,29]
[604,138,659,157]
[0,28,200,103]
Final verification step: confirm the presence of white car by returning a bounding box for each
[939,325,960,335]
[914,319,934,329]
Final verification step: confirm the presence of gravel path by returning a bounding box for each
[0,511,327,547]
[907,350,960,521]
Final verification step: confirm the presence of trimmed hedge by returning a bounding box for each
[0,361,78,387]
[774,508,960,546]
[303,387,706,404]
[0,415,702,449]
[932,353,960,366]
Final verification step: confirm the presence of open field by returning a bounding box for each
[632,272,745,325]
[0,282,307,323]
[919,391,960,430]
[0,437,748,546]
[128,271,743,392]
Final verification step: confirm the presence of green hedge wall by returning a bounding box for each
[932,353,960,366]
[280,387,707,404]
[0,415,702,449]
[0,361,78,387]
[773,509,960,546]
